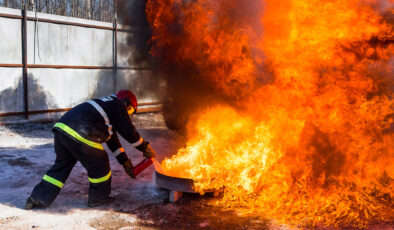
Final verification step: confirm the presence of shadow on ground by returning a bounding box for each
[130,193,270,230]
[1,122,55,138]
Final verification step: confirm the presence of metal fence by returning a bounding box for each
[0,5,163,121]
[0,0,116,22]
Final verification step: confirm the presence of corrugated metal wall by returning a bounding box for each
[0,6,164,122]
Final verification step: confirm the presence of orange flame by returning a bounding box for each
[147,0,393,227]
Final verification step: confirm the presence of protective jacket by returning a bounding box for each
[29,94,147,207]
[54,94,147,163]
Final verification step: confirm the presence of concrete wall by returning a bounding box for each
[0,7,164,122]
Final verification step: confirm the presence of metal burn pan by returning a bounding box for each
[154,170,197,193]
[154,168,221,202]
[152,158,220,202]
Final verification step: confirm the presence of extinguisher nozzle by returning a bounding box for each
[132,158,153,176]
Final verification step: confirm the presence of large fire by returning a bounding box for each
[146,0,393,227]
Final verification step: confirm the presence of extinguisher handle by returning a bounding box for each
[132,158,153,177]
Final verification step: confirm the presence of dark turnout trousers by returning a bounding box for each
[30,129,111,206]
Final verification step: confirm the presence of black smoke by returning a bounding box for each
[118,0,266,133]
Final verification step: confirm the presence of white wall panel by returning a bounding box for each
[27,21,113,66]
[0,18,21,64]
[0,68,23,113]
[66,26,113,66]
[27,68,115,110]
[0,7,162,120]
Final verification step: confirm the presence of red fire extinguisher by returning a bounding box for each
[132,158,153,176]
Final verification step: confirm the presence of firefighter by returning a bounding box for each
[25,90,156,209]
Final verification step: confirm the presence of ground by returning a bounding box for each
[0,113,393,230]
[0,113,273,230]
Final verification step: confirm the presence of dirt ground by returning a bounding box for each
[0,113,270,230]
[0,113,393,230]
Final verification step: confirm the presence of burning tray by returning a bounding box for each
[154,170,196,193]
[153,160,220,202]
[154,170,197,193]
[153,169,198,202]
[152,158,196,193]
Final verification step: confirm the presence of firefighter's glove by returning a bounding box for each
[143,142,156,158]
[122,159,135,179]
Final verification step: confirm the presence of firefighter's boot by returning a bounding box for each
[25,196,46,210]
[87,196,115,208]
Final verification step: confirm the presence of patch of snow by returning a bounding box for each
[0,127,52,148]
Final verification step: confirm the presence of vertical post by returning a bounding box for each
[113,1,118,91]
[22,4,29,119]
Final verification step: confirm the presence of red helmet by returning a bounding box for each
[116,90,137,113]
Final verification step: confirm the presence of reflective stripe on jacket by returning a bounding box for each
[53,123,103,150]
[53,94,143,152]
